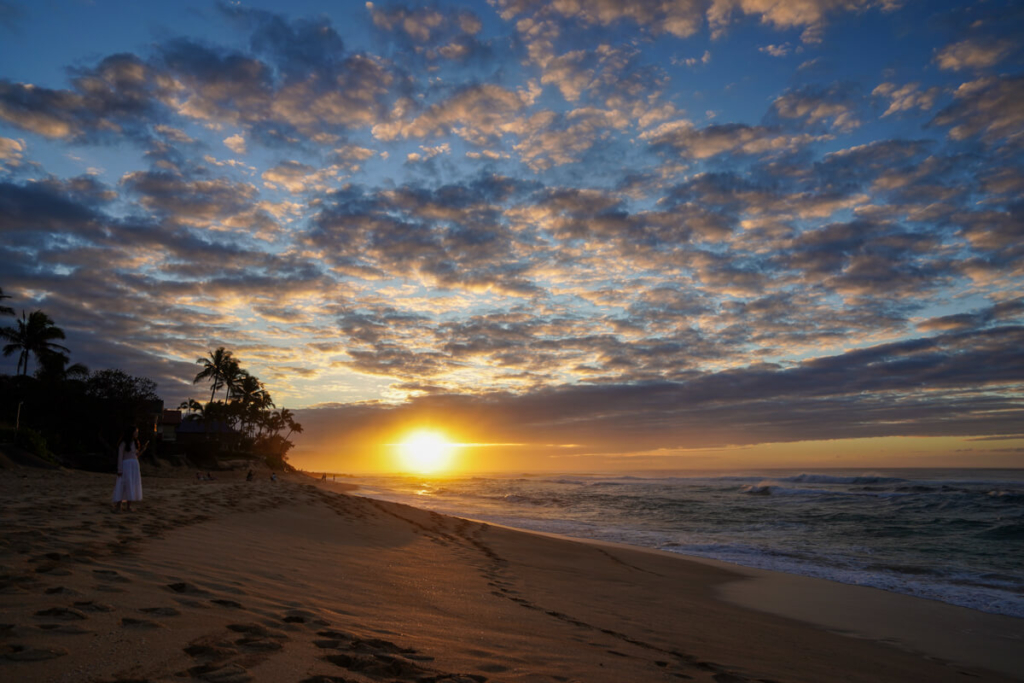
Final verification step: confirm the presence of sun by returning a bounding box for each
[397,430,454,474]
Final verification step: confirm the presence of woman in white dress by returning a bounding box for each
[111,426,144,512]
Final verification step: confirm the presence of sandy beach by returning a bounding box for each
[1,468,1021,683]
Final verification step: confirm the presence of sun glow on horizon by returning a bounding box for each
[396,430,455,474]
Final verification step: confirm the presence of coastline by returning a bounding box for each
[377,505,1024,680]
[1,468,1020,682]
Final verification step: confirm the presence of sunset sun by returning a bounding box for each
[397,431,454,474]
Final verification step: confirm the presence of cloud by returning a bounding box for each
[261,160,341,194]
[708,0,902,43]
[759,43,790,57]
[872,81,942,117]
[642,121,826,159]
[303,180,542,296]
[932,75,1024,143]
[223,133,247,154]
[676,50,712,67]
[0,136,24,167]
[513,107,628,170]
[366,3,449,42]
[492,0,706,38]
[406,143,451,164]
[917,299,1024,332]
[218,3,348,80]
[298,324,1024,458]
[365,2,489,64]
[770,83,861,132]
[121,170,259,227]
[0,53,162,140]
[0,177,108,243]
[935,38,1015,71]
[1,0,1021,458]
[0,14,394,148]
[371,83,530,143]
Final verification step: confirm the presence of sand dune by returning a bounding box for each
[0,469,1019,682]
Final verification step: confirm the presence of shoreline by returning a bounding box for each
[1,468,1020,682]
[341,469,1024,620]
[355,501,1024,679]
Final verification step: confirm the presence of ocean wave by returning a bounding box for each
[741,484,773,496]
[501,493,568,507]
[661,544,1024,618]
[987,490,1024,503]
[976,522,1024,541]
[775,473,908,485]
[740,483,904,498]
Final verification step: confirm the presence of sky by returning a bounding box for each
[0,0,1022,473]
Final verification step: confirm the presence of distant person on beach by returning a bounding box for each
[246,469,254,482]
[271,472,278,482]
[112,426,144,512]
[321,473,327,482]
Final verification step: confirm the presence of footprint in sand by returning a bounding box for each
[120,617,164,629]
[38,623,92,635]
[226,623,287,640]
[34,607,87,620]
[315,630,490,682]
[184,662,252,683]
[166,582,209,595]
[210,599,243,609]
[140,606,181,617]
[74,600,114,613]
[3,644,69,661]
[93,569,131,583]
[183,643,238,661]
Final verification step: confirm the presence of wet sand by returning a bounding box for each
[1,468,1020,682]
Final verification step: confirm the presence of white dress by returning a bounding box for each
[112,443,143,502]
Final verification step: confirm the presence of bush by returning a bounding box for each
[0,425,57,464]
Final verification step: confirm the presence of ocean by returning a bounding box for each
[350,469,1024,618]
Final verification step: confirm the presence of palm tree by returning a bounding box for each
[234,372,274,438]
[0,286,13,317]
[193,347,237,403]
[0,310,71,376]
[280,408,303,442]
[178,398,205,420]
[35,351,89,382]
[222,361,245,402]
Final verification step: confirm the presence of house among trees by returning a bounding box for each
[175,419,237,450]
[158,409,181,443]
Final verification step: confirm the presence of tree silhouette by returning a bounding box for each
[178,398,205,420]
[279,407,303,442]
[0,286,13,317]
[193,347,237,403]
[35,352,89,382]
[0,310,71,376]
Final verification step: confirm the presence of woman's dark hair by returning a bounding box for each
[121,426,139,450]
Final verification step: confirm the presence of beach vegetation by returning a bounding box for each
[0,290,304,472]
[0,286,13,317]
[190,347,303,470]
[193,347,239,403]
[0,425,56,464]
[0,310,71,376]
[0,291,161,469]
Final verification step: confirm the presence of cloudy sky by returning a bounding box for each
[1,0,1022,472]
